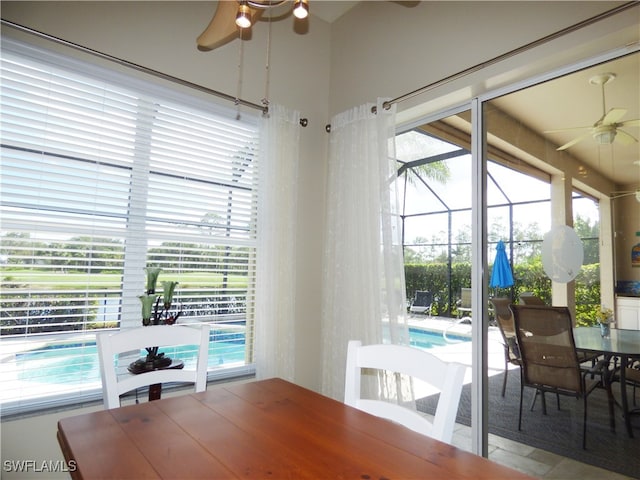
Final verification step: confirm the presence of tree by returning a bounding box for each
[199,212,226,236]
[1,233,48,266]
[405,161,451,186]
[404,247,424,264]
[396,131,452,186]
[573,214,599,265]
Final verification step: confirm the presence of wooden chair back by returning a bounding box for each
[97,324,210,409]
[344,340,466,443]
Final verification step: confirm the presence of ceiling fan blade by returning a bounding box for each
[619,118,640,127]
[610,190,639,199]
[197,2,264,51]
[197,1,238,51]
[600,107,626,125]
[614,129,638,145]
[556,132,591,151]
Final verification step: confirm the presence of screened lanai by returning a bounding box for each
[395,123,601,322]
[393,49,638,479]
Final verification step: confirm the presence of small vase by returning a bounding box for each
[599,322,610,338]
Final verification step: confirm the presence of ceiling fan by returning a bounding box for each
[197,1,309,51]
[610,188,640,203]
[545,72,640,151]
[197,1,419,52]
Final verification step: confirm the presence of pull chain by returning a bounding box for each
[262,13,272,113]
[236,28,245,120]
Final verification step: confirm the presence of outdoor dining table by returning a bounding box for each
[57,377,535,479]
[573,326,640,438]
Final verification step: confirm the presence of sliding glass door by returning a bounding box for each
[399,49,638,476]
[481,51,638,477]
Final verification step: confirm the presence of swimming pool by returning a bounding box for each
[409,327,471,349]
[15,331,246,385]
[12,328,467,387]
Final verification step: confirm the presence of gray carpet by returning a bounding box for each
[417,369,640,479]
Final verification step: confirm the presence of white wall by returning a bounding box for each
[1,404,101,479]
[615,194,640,282]
[1,1,638,475]
[329,1,637,122]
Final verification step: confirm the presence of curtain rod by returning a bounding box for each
[378,1,639,112]
[1,19,309,127]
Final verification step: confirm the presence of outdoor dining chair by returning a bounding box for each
[626,359,640,406]
[344,340,466,444]
[518,292,546,305]
[626,359,640,407]
[610,356,640,407]
[489,297,522,397]
[512,305,611,449]
[97,324,210,409]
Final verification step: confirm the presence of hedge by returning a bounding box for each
[405,261,601,325]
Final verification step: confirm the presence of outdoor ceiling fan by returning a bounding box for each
[197,0,309,51]
[610,188,640,203]
[545,72,640,151]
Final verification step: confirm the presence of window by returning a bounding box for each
[0,39,259,415]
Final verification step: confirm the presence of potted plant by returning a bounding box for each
[596,306,614,338]
[128,267,183,374]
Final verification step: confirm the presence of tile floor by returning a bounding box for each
[451,422,634,480]
[409,315,635,479]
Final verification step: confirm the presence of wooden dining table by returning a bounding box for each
[574,326,640,438]
[57,377,534,479]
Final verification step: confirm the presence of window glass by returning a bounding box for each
[0,39,258,415]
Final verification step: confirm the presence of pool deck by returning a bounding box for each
[407,313,511,385]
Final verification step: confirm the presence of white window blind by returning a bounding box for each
[0,38,259,415]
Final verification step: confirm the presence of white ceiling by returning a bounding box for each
[491,52,640,189]
[310,0,359,23]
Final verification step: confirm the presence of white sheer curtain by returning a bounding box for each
[254,104,300,381]
[321,99,408,400]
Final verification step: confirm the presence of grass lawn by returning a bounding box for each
[2,269,248,290]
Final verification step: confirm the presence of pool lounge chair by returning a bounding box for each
[457,287,472,318]
[409,291,434,316]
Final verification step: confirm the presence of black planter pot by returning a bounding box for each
[128,352,173,374]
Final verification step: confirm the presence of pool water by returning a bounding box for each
[409,328,471,349]
[15,328,467,386]
[16,336,246,385]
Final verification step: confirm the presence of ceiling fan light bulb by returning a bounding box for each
[595,130,616,145]
[593,124,617,145]
[293,0,309,19]
[236,3,252,28]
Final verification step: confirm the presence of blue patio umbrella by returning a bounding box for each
[490,240,514,289]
